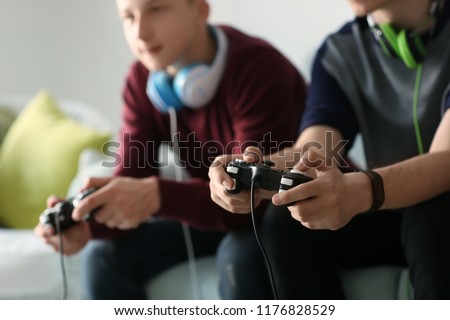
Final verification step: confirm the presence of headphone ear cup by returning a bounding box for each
[173,63,212,108]
[398,30,427,69]
[378,23,402,58]
[147,71,184,113]
[397,30,420,69]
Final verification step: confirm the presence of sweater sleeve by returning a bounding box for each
[90,62,162,239]
[156,177,270,231]
[114,62,161,178]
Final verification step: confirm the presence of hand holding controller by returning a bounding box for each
[39,188,98,233]
[225,159,312,205]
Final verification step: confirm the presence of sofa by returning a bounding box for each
[0,93,412,300]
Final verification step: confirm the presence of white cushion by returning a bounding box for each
[0,229,84,299]
[146,256,220,300]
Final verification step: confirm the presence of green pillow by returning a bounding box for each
[0,90,111,229]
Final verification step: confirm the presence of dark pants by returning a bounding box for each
[217,228,274,299]
[218,193,450,299]
[83,220,225,299]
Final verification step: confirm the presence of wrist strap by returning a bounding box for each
[357,169,385,213]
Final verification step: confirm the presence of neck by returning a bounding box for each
[372,0,436,30]
[166,25,216,75]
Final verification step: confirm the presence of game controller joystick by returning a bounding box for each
[39,188,98,233]
[225,159,313,205]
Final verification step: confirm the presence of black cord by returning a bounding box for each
[250,178,279,300]
[54,214,68,300]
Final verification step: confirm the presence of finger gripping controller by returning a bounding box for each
[39,188,98,233]
[225,160,313,203]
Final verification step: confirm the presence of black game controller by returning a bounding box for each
[226,159,313,204]
[39,188,98,233]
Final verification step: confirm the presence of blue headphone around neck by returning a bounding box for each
[146,25,228,113]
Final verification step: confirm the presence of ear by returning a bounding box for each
[196,0,210,25]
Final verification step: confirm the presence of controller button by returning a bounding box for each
[230,178,237,190]
[227,166,239,174]
[281,177,294,186]
[290,168,307,175]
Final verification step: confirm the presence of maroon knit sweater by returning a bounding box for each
[91,26,306,238]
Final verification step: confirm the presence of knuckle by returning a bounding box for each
[105,221,116,228]
[95,214,106,224]
[84,177,95,186]
[327,193,340,208]
[302,221,313,229]
[83,197,94,208]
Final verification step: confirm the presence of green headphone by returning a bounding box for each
[367,0,442,69]
[373,23,426,69]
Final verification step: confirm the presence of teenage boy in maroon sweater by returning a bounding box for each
[34,0,306,299]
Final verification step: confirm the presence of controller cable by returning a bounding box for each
[54,212,68,300]
[250,176,279,300]
[168,107,202,300]
[412,63,424,155]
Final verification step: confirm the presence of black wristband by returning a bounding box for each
[357,169,385,213]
